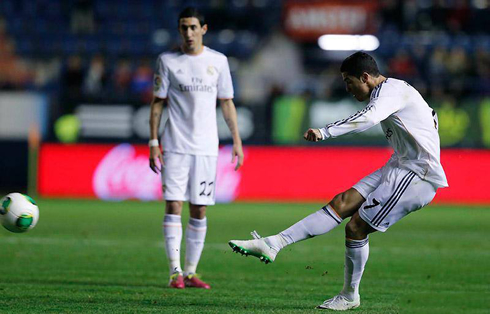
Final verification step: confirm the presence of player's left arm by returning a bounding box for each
[220,98,244,170]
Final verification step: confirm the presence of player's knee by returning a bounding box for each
[330,193,344,215]
[190,204,206,219]
[330,192,353,218]
[166,201,183,215]
[329,189,365,219]
[345,216,368,239]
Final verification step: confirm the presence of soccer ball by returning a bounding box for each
[0,193,39,233]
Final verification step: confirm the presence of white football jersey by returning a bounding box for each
[320,78,448,188]
[154,46,234,156]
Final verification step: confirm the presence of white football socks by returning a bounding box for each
[184,217,207,277]
[341,237,370,301]
[163,214,183,275]
[265,205,343,252]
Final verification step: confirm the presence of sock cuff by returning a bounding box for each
[188,217,207,228]
[164,214,182,224]
[321,205,342,224]
[345,237,369,248]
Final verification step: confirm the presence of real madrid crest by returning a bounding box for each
[207,66,215,75]
[154,75,162,91]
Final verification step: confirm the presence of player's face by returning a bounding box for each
[341,72,370,102]
[179,17,207,53]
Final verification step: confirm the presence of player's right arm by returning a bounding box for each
[149,55,170,173]
[304,91,403,142]
[149,96,166,173]
[303,104,384,142]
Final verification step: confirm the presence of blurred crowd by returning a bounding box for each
[61,54,155,113]
[0,0,489,111]
[376,0,490,99]
[385,45,490,99]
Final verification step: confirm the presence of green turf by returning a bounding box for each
[0,199,489,313]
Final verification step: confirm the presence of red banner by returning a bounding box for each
[283,0,378,41]
[38,144,490,204]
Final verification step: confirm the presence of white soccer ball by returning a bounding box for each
[0,193,39,233]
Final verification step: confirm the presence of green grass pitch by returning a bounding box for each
[0,199,489,313]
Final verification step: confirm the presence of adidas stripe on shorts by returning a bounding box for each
[353,163,437,232]
[162,152,217,206]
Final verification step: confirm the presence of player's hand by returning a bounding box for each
[231,142,244,171]
[303,128,322,142]
[149,146,164,174]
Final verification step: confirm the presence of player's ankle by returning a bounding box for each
[169,265,183,276]
[340,290,360,302]
[264,234,287,252]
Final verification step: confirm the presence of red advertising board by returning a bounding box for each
[38,143,490,205]
[283,0,378,41]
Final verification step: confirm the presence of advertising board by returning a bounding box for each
[38,144,490,204]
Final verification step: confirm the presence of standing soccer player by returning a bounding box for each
[229,52,447,309]
[150,7,243,289]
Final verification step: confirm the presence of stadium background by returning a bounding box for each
[1,0,490,203]
[1,1,490,313]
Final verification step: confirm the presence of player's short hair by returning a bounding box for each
[340,52,380,78]
[178,7,206,27]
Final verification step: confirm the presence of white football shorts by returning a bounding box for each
[353,164,437,232]
[162,152,217,206]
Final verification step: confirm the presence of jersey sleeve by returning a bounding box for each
[153,56,170,99]
[319,94,404,139]
[217,58,234,99]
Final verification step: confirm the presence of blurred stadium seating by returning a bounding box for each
[1,1,490,195]
[1,0,488,102]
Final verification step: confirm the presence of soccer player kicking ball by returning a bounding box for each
[229,52,447,310]
[150,7,244,289]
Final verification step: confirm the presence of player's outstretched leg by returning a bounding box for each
[229,205,342,264]
[318,213,371,310]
